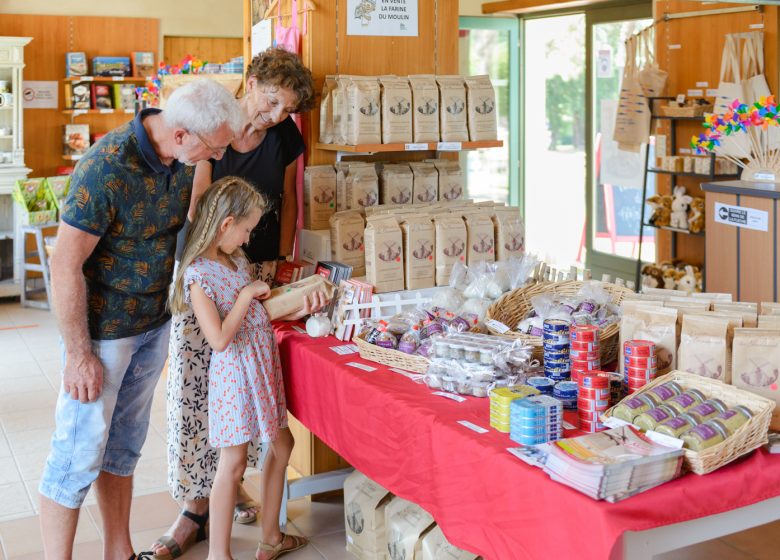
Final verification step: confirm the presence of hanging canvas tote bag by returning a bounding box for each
[740,32,779,149]
[714,34,751,158]
[614,35,651,152]
[637,27,667,99]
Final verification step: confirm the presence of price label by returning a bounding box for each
[436,142,462,151]
[675,94,686,105]
[458,420,488,433]
[330,344,359,355]
[706,89,719,97]
[562,421,576,430]
[695,82,709,88]
[687,89,704,97]
[346,361,376,372]
[432,392,466,402]
[668,44,681,50]
[291,325,306,334]
[484,319,510,334]
[750,23,765,29]
[678,148,692,155]
[112,76,124,81]
[99,109,114,114]
[72,110,88,117]
[80,76,94,81]
[602,416,632,429]
[124,109,135,114]
[404,143,429,151]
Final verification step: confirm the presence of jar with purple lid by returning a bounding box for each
[666,389,706,414]
[681,420,728,451]
[655,414,699,439]
[633,404,678,432]
[611,394,660,422]
[645,381,683,403]
[714,406,753,433]
[685,399,727,424]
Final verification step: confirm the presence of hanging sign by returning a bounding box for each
[597,47,613,79]
[714,202,769,232]
[347,0,419,37]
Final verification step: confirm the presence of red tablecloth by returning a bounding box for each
[275,324,780,560]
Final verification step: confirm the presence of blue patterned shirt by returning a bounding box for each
[60,109,194,340]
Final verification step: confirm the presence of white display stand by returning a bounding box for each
[0,36,32,297]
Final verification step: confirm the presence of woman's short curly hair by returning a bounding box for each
[246,47,315,113]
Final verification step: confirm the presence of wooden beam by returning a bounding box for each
[482,0,602,15]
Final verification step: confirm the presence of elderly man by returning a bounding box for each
[39,79,245,560]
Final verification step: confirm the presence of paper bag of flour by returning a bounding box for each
[303,165,336,230]
[380,76,413,144]
[713,302,758,328]
[434,215,467,286]
[365,215,404,293]
[385,497,436,560]
[492,208,525,261]
[431,160,464,201]
[678,314,731,382]
[346,163,379,209]
[410,162,439,203]
[319,75,338,144]
[335,162,349,211]
[344,470,393,559]
[347,76,381,145]
[332,75,353,145]
[409,74,441,143]
[732,328,780,430]
[401,215,435,290]
[330,210,366,277]
[620,306,678,374]
[463,212,495,265]
[421,526,479,560]
[465,75,498,141]
[380,163,414,205]
[262,274,336,320]
[436,75,469,142]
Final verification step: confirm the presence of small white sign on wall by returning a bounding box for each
[714,202,769,231]
[347,0,419,37]
[22,81,58,109]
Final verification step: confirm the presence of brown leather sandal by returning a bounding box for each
[256,533,309,560]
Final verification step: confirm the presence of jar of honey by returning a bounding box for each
[681,420,728,451]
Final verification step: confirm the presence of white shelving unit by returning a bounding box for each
[0,36,32,296]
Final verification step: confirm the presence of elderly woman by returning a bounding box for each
[152,48,317,559]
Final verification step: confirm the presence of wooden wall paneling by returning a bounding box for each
[0,15,160,177]
[704,192,738,298]
[739,196,774,303]
[163,36,243,65]
[653,1,778,266]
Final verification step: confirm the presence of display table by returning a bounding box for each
[275,324,780,560]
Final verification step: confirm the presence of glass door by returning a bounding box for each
[585,5,653,280]
[458,17,520,206]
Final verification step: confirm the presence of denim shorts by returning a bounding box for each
[39,320,170,509]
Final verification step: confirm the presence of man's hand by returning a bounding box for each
[62,351,104,403]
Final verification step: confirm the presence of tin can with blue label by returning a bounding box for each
[553,381,578,400]
[543,319,570,334]
[526,376,555,394]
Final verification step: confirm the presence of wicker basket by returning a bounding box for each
[603,371,776,475]
[659,104,713,118]
[353,333,430,373]
[484,280,633,364]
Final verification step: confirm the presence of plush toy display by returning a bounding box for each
[647,194,672,227]
[670,186,693,229]
[641,264,665,289]
[676,265,698,293]
[688,197,705,233]
[644,260,703,293]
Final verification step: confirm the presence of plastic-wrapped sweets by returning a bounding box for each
[517,281,621,333]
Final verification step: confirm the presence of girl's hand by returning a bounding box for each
[245,280,271,300]
[278,290,331,322]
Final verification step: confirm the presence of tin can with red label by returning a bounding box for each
[577,396,610,411]
[577,408,606,422]
[624,340,656,357]
[571,340,600,353]
[578,386,611,401]
[624,354,658,369]
[626,366,656,380]
[571,358,601,372]
[571,325,599,342]
[578,372,610,389]
[579,418,607,432]
[570,349,601,361]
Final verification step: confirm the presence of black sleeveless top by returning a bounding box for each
[211,116,305,262]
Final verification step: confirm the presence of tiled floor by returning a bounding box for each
[0,301,778,559]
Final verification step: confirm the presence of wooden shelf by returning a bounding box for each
[62,154,84,161]
[315,140,503,153]
[62,109,135,116]
[64,76,147,83]
[643,222,705,236]
[648,168,740,179]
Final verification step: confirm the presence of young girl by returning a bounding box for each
[170,176,315,560]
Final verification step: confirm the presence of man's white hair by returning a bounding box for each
[162,78,245,135]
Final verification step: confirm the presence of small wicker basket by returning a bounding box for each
[353,333,430,373]
[602,371,776,475]
[484,280,633,364]
[658,104,712,118]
